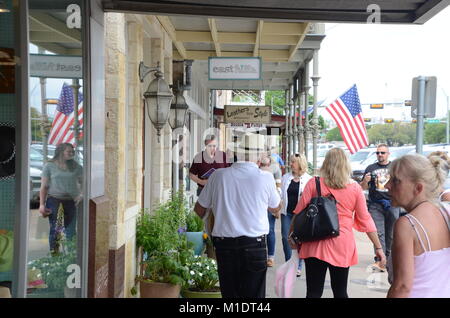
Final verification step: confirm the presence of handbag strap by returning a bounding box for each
[315,176,322,197]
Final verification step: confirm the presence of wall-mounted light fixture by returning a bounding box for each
[168,85,189,130]
[0,1,10,13]
[139,61,173,142]
[168,60,193,130]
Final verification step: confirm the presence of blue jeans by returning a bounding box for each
[46,196,77,251]
[213,235,267,298]
[368,202,400,260]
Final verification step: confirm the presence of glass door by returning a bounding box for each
[27,0,85,298]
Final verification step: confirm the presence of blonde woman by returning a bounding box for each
[278,153,312,273]
[289,148,385,298]
[386,154,450,298]
[427,151,450,201]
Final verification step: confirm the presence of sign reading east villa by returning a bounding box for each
[209,57,261,80]
[30,54,83,79]
[224,105,271,124]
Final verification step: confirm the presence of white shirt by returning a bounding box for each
[280,172,313,215]
[197,162,281,238]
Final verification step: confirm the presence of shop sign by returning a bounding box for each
[30,54,82,79]
[209,57,261,80]
[224,105,271,124]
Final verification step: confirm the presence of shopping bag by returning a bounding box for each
[274,254,299,298]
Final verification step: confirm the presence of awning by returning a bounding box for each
[103,0,449,24]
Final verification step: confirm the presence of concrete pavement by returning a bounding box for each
[265,218,390,298]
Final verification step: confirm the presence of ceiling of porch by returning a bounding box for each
[158,15,325,90]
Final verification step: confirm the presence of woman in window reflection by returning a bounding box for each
[39,143,82,254]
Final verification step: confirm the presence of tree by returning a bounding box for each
[265,90,285,115]
[326,127,343,141]
[424,123,446,144]
[367,123,416,146]
[308,114,327,130]
[31,107,43,142]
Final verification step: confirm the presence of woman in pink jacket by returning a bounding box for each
[289,147,385,298]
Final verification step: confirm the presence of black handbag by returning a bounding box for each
[291,177,340,243]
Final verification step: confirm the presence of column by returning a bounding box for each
[311,50,321,174]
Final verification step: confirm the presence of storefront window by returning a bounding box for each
[0,0,16,299]
[27,0,85,298]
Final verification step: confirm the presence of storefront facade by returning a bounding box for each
[1,0,446,298]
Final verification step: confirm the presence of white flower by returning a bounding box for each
[199,273,203,277]
[206,266,210,270]
[190,270,195,275]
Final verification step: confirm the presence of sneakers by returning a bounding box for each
[296,269,302,277]
[267,258,274,267]
[371,261,386,272]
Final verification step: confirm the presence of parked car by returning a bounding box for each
[31,143,56,160]
[30,166,42,208]
[349,147,377,172]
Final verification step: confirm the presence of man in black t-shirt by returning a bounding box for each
[360,144,400,271]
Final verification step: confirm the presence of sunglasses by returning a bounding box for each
[376,152,386,155]
[294,153,300,157]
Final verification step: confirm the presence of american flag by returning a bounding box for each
[326,84,368,154]
[48,83,83,146]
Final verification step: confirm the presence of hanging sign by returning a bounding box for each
[30,54,83,79]
[209,57,261,80]
[224,105,271,124]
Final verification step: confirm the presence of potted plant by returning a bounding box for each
[27,238,78,298]
[181,254,221,298]
[134,192,191,298]
[185,211,205,255]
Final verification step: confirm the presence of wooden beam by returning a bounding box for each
[30,13,81,43]
[30,31,79,43]
[31,42,68,55]
[156,15,187,59]
[261,35,298,46]
[253,20,263,57]
[208,18,221,57]
[288,23,310,62]
[176,31,212,43]
[260,49,289,61]
[264,22,308,35]
[218,32,255,44]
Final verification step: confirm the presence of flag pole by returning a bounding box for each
[38,48,49,164]
[72,79,81,155]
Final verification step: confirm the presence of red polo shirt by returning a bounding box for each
[189,150,230,187]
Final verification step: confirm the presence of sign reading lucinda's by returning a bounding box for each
[209,57,261,80]
[224,105,271,124]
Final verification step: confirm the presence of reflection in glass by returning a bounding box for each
[27,0,84,298]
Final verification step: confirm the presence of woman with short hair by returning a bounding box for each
[289,147,385,298]
[386,154,450,298]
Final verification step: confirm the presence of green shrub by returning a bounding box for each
[185,212,204,232]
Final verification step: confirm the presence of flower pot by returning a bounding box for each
[139,280,181,298]
[181,288,222,298]
[185,231,205,255]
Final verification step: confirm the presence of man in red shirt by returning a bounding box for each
[189,135,230,196]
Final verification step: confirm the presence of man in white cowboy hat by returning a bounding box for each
[194,132,281,298]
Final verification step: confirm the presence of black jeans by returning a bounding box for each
[213,235,267,298]
[304,257,349,298]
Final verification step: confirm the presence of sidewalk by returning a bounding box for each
[265,219,390,298]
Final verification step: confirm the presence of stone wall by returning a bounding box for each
[104,12,174,297]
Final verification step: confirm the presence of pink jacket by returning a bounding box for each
[293,177,377,267]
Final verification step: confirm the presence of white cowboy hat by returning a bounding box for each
[237,133,266,154]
